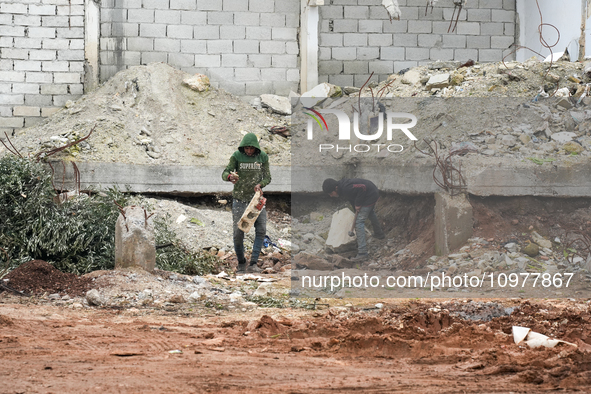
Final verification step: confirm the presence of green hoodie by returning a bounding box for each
[222,133,271,202]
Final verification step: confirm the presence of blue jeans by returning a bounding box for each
[232,199,267,264]
[356,205,384,255]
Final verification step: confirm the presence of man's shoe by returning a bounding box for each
[236,259,247,274]
[350,253,369,262]
[246,263,261,273]
[374,233,386,240]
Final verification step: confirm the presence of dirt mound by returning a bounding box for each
[3,260,93,296]
[11,63,290,166]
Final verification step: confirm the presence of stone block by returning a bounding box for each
[467,35,490,49]
[14,15,41,26]
[434,192,473,256]
[369,34,393,47]
[467,8,491,21]
[115,206,156,273]
[491,35,514,49]
[381,46,405,61]
[491,9,514,22]
[321,6,343,19]
[155,10,181,24]
[13,106,40,116]
[359,19,383,33]
[220,25,246,39]
[29,4,56,15]
[344,6,369,19]
[320,33,343,47]
[194,25,220,39]
[12,83,40,94]
[333,19,357,33]
[207,11,233,25]
[271,54,296,68]
[140,23,167,37]
[207,39,232,54]
[180,11,207,24]
[28,27,56,38]
[325,208,357,253]
[167,24,194,39]
[180,39,206,53]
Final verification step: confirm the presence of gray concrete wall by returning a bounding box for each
[0,0,86,137]
[98,0,301,98]
[318,0,517,86]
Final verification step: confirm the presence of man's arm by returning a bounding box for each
[222,156,238,182]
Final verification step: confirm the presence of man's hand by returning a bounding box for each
[254,184,263,195]
[355,206,361,213]
[228,172,239,184]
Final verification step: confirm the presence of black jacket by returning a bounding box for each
[336,178,379,208]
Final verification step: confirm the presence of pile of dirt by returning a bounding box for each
[3,260,93,296]
[9,63,291,166]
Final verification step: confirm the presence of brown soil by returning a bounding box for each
[3,260,93,297]
[1,296,590,393]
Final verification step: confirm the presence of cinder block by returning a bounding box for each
[69,39,84,50]
[42,15,69,27]
[262,68,285,80]
[0,3,28,14]
[369,60,393,74]
[223,0,248,11]
[247,54,271,68]
[0,14,12,25]
[504,22,514,36]
[245,81,272,95]
[467,35,490,49]
[332,47,357,60]
[456,22,480,35]
[14,60,41,72]
[333,19,357,33]
[479,48,503,62]
[13,105,40,116]
[180,11,207,24]
[101,8,127,23]
[369,5,389,19]
[399,6,419,20]
[467,8,490,22]
[207,67,233,80]
[259,40,285,54]
[115,0,142,7]
[57,49,84,61]
[342,60,367,74]
[23,116,44,128]
[167,25,194,39]
[222,53,247,67]
[101,49,118,64]
[40,83,68,94]
[235,67,260,81]
[343,33,367,46]
[57,27,84,38]
[234,40,260,54]
[155,10,181,24]
[443,7,466,21]
[418,34,442,48]
[54,72,80,83]
[29,4,56,15]
[381,46,405,61]
[286,68,299,82]
[480,22,503,36]
[121,51,140,65]
[260,13,284,27]
[393,34,417,47]
[491,9,514,22]
[0,71,25,82]
[68,84,83,95]
[2,48,29,60]
[246,26,271,40]
[344,6,369,19]
[128,9,154,23]
[272,27,296,41]
[0,26,26,37]
[434,192,473,256]
[127,37,154,51]
[454,48,478,60]
[140,24,167,37]
[320,33,343,47]
[273,0,298,13]
[408,20,432,33]
[41,107,61,117]
[143,0,169,9]
[271,54,296,68]
[154,38,181,52]
[69,62,84,72]
[101,23,112,36]
[421,6,443,21]
[321,6,343,19]
[196,0,222,11]
[99,65,122,82]
[320,20,330,33]
[25,94,52,106]
[358,47,379,60]
[171,0,198,10]
[233,12,260,26]
[168,52,194,67]
[220,25,246,39]
[42,38,69,49]
[383,20,408,33]
[12,83,40,94]
[503,0,516,10]
[26,71,53,83]
[207,11,233,25]
[328,74,354,87]
[0,116,24,127]
[195,55,221,68]
[141,51,168,64]
[14,15,41,26]
[207,39,233,54]
[430,48,454,61]
[285,13,299,28]
[194,25,220,39]
[14,37,41,50]
[359,20,383,33]
[180,39,206,53]
[353,74,373,86]
[0,60,12,71]
[406,47,429,61]
[69,16,84,27]
[219,81,245,95]
[369,34,393,47]
[28,27,57,38]
[432,21,452,34]
[490,35,514,49]
[479,0,502,8]
[286,41,298,55]
[249,0,274,13]
[319,47,331,60]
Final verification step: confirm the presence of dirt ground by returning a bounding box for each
[1,294,591,393]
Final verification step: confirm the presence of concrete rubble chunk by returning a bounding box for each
[434,193,473,256]
[325,208,357,253]
[531,231,552,249]
[556,97,574,109]
[428,61,460,70]
[86,289,103,306]
[182,73,210,92]
[426,74,450,90]
[563,141,584,154]
[401,69,422,85]
[300,83,342,108]
[260,94,291,115]
[253,282,273,297]
[115,206,156,273]
[551,132,577,144]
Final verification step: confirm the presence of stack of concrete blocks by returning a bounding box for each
[318,0,516,87]
[0,0,85,137]
[99,0,300,99]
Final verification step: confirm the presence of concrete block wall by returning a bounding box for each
[0,0,85,136]
[318,0,517,87]
[99,0,301,98]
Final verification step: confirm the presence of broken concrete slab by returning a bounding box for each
[426,74,450,90]
[531,231,552,249]
[401,69,422,85]
[260,94,291,115]
[325,208,357,253]
[557,97,574,109]
[551,132,577,143]
[115,206,156,273]
[434,192,473,256]
[300,83,342,108]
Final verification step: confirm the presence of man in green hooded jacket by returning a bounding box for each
[222,133,272,273]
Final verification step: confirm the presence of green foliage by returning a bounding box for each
[0,156,130,274]
[154,214,218,276]
[527,157,555,165]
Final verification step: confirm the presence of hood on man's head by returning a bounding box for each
[238,132,261,154]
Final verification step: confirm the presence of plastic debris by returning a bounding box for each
[512,326,577,349]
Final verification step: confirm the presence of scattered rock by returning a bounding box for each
[563,141,583,154]
[426,74,450,90]
[531,231,552,249]
[86,289,103,306]
[115,206,156,273]
[260,94,291,115]
[182,73,210,92]
[522,243,539,257]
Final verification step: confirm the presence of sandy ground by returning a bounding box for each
[1,292,590,393]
